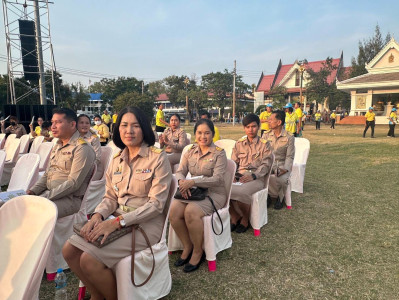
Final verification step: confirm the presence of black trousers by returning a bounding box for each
[363,120,375,137]
[316,121,321,130]
[330,119,335,129]
[155,125,166,132]
[387,124,395,137]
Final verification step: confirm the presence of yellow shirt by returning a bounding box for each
[389,112,397,124]
[295,108,303,120]
[315,113,321,121]
[285,112,298,134]
[213,126,220,142]
[34,126,41,136]
[156,109,166,128]
[102,114,112,125]
[259,111,272,130]
[330,113,336,119]
[365,111,375,122]
[112,114,118,123]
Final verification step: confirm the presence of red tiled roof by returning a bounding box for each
[303,58,341,84]
[155,93,169,101]
[257,74,275,92]
[274,63,295,86]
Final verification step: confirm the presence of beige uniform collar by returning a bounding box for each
[242,135,260,145]
[119,143,150,162]
[269,128,288,138]
[57,130,80,148]
[192,143,216,156]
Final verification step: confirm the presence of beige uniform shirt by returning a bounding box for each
[262,129,295,171]
[94,143,172,227]
[161,127,188,153]
[83,130,102,163]
[231,136,272,179]
[30,130,96,201]
[2,124,27,138]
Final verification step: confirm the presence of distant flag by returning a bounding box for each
[89,79,92,85]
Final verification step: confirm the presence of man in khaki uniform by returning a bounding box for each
[1,115,27,138]
[27,108,96,218]
[262,110,295,209]
[159,114,188,168]
[230,114,273,233]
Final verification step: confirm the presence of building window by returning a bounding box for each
[295,70,300,86]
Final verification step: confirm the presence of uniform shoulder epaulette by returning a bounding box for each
[77,137,87,145]
[215,146,223,151]
[113,150,122,158]
[150,146,163,154]
[238,136,246,142]
[260,138,267,144]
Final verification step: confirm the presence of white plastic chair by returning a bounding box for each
[154,142,161,148]
[37,142,54,172]
[52,137,59,145]
[111,177,177,300]
[18,134,30,154]
[290,138,310,193]
[4,133,16,153]
[186,132,191,144]
[250,154,274,236]
[0,133,6,149]
[215,139,236,159]
[7,153,40,192]
[1,138,21,186]
[30,136,45,154]
[172,143,193,173]
[0,151,7,186]
[45,164,97,280]
[168,159,236,272]
[0,196,57,300]
[86,146,113,214]
[107,140,121,157]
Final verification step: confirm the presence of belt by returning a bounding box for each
[119,204,136,213]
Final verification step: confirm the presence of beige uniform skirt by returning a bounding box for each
[230,178,265,205]
[166,152,181,167]
[175,190,226,215]
[68,214,164,268]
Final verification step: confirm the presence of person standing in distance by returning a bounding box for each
[387,107,397,137]
[314,110,322,130]
[259,103,273,136]
[155,104,169,133]
[363,107,376,138]
[294,102,303,136]
[330,110,337,129]
[101,110,112,130]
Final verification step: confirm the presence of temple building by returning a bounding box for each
[337,38,399,124]
[255,54,344,112]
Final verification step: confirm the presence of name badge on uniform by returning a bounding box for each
[254,153,260,159]
[136,169,152,174]
[114,166,122,175]
[62,151,72,155]
[203,158,214,162]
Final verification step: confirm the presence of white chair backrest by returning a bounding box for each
[162,176,178,239]
[221,159,236,210]
[186,132,192,144]
[37,142,54,172]
[107,140,121,157]
[8,153,40,191]
[294,138,310,164]
[154,142,160,148]
[0,196,57,300]
[52,137,59,145]
[0,151,6,183]
[4,134,16,152]
[5,138,20,162]
[215,139,236,159]
[30,136,45,154]
[99,146,113,181]
[18,134,30,154]
[0,133,6,149]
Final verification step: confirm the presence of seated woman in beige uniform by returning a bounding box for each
[159,113,188,168]
[229,114,272,233]
[77,114,103,180]
[63,107,172,300]
[169,119,227,273]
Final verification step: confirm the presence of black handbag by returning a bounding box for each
[174,187,223,235]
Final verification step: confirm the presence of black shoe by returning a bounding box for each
[235,223,249,233]
[267,195,272,208]
[230,219,241,232]
[174,251,192,267]
[274,198,284,210]
[371,136,375,138]
[183,252,205,273]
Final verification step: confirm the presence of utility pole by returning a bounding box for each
[232,60,236,126]
[184,77,190,125]
[33,0,46,104]
[142,81,144,95]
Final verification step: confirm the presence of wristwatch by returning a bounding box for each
[251,173,257,180]
[119,217,126,228]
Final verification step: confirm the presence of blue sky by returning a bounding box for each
[1,0,398,86]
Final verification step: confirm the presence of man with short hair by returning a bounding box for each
[330,110,337,129]
[200,111,220,142]
[155,104,168,133]
[1,115,27,138]
[101,110,112,130]
[363,107,376,138]
[262,110,295,209]
[314,110,322,130]
[27,108,96,218]
[259,103,273,136]
[229,114,273,233]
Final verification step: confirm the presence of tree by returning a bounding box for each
[177,86,208,119]
[164,75,195,107]
[147,80,167,97]
[350,25,391,78]
[269,85,287,109]
[305,57,337,109]
[62,82,90,111]
[113,91,155,121]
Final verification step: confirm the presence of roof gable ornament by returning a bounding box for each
[365,37,399,73]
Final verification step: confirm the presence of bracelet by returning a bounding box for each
[251,173,257,180]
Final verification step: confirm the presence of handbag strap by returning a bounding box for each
[131,225,155,287]
[208,196,223,235]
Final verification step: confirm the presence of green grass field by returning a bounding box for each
[39,122,399,299]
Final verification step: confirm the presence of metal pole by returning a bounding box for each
[232,60,236,126]
[46,0,56,104]
[33,0,46,104]
[2,0,16,104]
[184,77,189,125]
